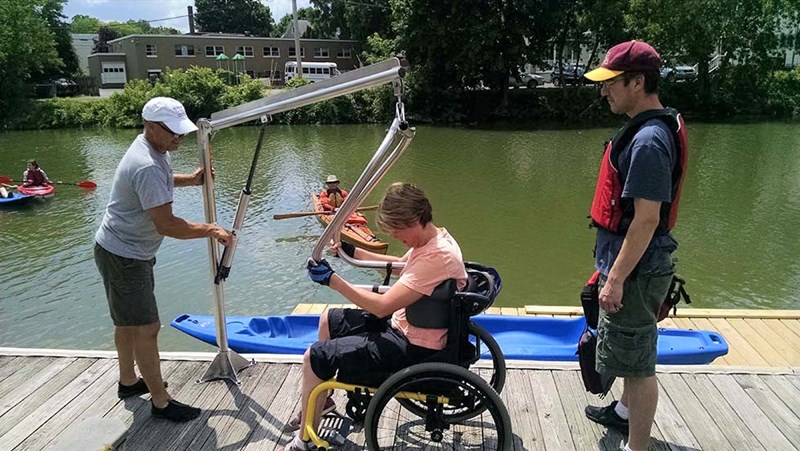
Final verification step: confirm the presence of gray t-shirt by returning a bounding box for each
[595,118,678,276]
[95,134,173,260]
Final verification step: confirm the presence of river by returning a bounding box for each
[0,122,798,351]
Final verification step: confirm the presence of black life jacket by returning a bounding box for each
[589,108,688,235]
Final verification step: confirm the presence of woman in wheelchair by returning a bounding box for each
[283,183,469,451]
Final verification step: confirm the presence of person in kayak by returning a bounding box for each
[319,174,347,211]
[281,182,468,451]
[582,41,688,451]
[94,97,233,423]
[22,160,51,187]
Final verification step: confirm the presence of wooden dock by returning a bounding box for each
[1,306,799,450]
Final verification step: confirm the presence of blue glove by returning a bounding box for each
[308,258,335,286]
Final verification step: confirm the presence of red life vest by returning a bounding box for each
[25,168,46,186]
[590,108,688,235]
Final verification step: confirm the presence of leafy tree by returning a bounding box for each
[195,0,275,36]
[93,26,120,53]
[0,0,61,126]
[273,7,317,37]
[35,0,79,79]
[310,0,392,42]
[69,14,101,33]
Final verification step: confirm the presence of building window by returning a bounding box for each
[145,44,157,57]
[337,48,352,58]
[272,70,281,80]
[235,46,254,57]
[314,48,330,58]
[263,46,279,57]
[288,47,305,58]
[205,45,224,57]
[147,69,162,83]
[174,44,195,57]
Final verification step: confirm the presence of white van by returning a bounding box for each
[284,62,341,83]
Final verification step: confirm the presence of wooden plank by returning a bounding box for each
[657,373,732,450]
[708,374,794,450]
[706,318,769,366]
[0,357,76,418]
[292,303,313,314]
[525,306,583,316]
[243,363,304,451]
[0,357,57,400]
[680,373,764,450]
[0,358,95,438]
[650,377,702,449]
[726,319,791,367]
[500,307,518,316]
[527,370,576,450]
[779,318,800,340]
[733,374,800,448]
[307,304,326,315]
[522,306,800,319]
[684,318,729,365]
[761,375,800,421]
[0,358,115,450]
[659,318,678,329]
[500,369,544,451]
[551,370,620,451]
[16,357,119,450]
[192,363,284,449]
[752,319,800,366]
[0,357,23,382]
[486,307,502,315]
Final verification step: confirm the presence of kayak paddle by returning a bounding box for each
[0,176,96,189]
[273,205,378,220]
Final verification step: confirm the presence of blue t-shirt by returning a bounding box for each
[595,117,679,276]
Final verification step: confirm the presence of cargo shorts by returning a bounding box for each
[596,273,673,378]
[94,243,159,326]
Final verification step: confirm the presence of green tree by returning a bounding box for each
[0,0,61,126]
[273,7,317,37]
[93,26,120,53]
[69,14,101,33]
[311,0,392,42]
[36,0,79,79]
[195,0,275,36]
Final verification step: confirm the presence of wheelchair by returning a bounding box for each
[301,263,512,450]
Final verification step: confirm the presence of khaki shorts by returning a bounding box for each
[596,273,672,378]
[94,243,159,326]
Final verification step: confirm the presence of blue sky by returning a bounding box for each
[63,0,312,33]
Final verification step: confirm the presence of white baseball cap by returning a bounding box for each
[141,97,198,135]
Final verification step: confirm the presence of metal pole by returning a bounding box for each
[292,0,302,76]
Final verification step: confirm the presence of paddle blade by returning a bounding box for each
[76,180,97,188]
[0,176,12,184]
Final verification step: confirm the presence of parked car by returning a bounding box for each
[661,64,697,81]
[551,64,587,86]
[509,72,544,88]
[54,78,79,97]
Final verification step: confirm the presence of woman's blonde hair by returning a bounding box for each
[376,182,433,232]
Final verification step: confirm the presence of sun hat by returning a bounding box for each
[141,97,198,135]
[326,175,340,184]
[584,40,661,82]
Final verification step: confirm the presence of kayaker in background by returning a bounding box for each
[319,174,347,211]
[22,160,51,187]
[280,183,468,451]
[582,41,689,451]
[94,96,233,423]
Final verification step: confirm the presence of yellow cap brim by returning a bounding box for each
[584,67,624,82]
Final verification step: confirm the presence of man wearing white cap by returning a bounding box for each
[94,97,233,422]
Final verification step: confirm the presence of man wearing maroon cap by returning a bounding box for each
[582,41,689,451]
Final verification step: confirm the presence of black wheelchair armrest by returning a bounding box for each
[453,291,494,317]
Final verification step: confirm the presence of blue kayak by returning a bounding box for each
[0,192,33,205]
[172,313,728,364]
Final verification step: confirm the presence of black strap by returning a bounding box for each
[383,263,394,286]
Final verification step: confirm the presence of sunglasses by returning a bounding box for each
[156,122,185,139]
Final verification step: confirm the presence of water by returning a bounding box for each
[1,123,798,351]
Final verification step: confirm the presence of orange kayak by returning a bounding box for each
[311,193,388,254]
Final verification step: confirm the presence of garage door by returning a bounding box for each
[101,62,127,84]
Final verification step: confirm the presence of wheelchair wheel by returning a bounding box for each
[364,362,512,450]
[397,321,506,422]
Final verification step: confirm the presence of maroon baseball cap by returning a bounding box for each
[584,40,661,82]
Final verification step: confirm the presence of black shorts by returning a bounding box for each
[309,308,438,385]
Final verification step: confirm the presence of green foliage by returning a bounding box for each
[765,68,800,117]
[362,33,397,65]
[285,76,311,89]
[70,15,179,36]
[274,8,316,37]
[310,0,392,42]
[195,0,275,36]
[69,14,101,33]
[36,0,79,79]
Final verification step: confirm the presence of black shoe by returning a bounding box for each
[585,400,629,434]
[151,399,201,422]
[117,378,168,399]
